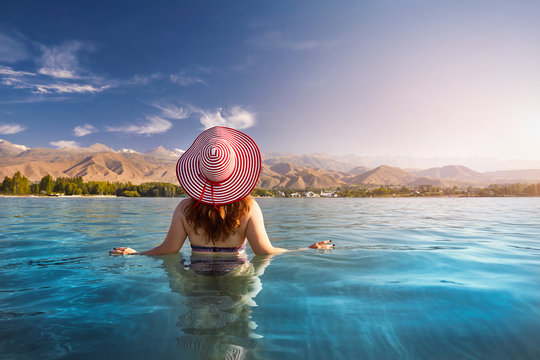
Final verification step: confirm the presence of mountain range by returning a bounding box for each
[2,139,540,189]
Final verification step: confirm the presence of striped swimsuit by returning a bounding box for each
[185,241,249,276]
[190,241,247,253]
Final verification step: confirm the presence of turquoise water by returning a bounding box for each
[1,197,540,359]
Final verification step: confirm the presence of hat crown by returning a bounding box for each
[177,126,261,206]
[199,139,236,183]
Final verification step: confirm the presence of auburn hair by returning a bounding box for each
[184,196,253,244]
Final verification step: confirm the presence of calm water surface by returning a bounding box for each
[1,197,539,359]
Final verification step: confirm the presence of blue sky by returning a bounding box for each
[1,0,539,161]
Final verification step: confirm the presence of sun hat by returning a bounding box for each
[176,126,261,208]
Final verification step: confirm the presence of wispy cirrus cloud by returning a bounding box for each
[169,70,205,86]
[34,83,110,94]
[0,32,208,101]
[1,65,110,94]
[50,140,79,148]
[198,106,255,129]
[102,102,189,137]
[73,124,97,137]
[0,122,26,134]
[0,66,35,77]
[0,35,110,97]
[106,116,172,135]
[151,103,191,120]
[38,41,87,79]
[121,73,165,86]
[111,69,211,88]
[71,102,188,138]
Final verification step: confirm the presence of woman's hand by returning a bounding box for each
[308,240,335,249]
[109,247,138,255]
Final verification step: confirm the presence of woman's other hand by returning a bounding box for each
[308,240,335,249]
[109,247,138,255]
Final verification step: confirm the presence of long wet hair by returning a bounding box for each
[184,196,253,244]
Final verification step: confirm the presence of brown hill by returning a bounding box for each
[257,164,346,189]
[62,153,178,183]
[349,165,417,185]
[2,139,539,188]
[407,177,459,187]
[262,153,355,172]
[0,160,73,180]
[258,164,287,188]
[411,165,491,184]
[268,162,305,176]
[0,147,178,184]
[347,166,370,176]
[286,168,345,188]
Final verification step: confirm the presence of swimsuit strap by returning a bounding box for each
[190,241,247,253]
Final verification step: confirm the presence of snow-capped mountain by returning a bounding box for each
[0,139,30,156]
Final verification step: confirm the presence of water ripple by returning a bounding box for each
[0,197,539,359]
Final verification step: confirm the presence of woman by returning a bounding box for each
[110,126,333,256]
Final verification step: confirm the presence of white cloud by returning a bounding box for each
[199,106,256,129]
[50,140,79,148]
[0,123,26,134]
[151,103,190,120]
[38,41,84,79]
[0,37,114,99]
[34,83,111,94]
[1,64,110,95]
[117,68,208,88]
[169,70,205,86]
[122,73,165,86]
[74,124,97,137]
[1,74,110,94]
[0,33,30,63]
[0,66,35,77]
[1,36,213,100]
[106,116,172,135]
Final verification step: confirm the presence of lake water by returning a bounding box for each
[1,197,539,359]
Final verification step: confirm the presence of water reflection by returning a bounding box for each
[160,253,272,360]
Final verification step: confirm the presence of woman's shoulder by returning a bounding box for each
[174,198,192,217]
[250,197,261,211]
[245,197,263,222]
[178,197,192,207]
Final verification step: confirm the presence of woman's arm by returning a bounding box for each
[109,199,188,256]
[246,200,334,255]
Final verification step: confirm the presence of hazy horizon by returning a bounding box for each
[1,1,540,165]
[3,137,540,173]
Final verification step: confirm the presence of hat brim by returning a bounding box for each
[176,126,261,205]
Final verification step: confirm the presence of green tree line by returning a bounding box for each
[2,171,540,197]
[0,172,185,197]
[251,183,540,197]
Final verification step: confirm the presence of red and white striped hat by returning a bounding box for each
[176,126,261,207]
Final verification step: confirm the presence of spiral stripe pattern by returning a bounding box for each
[200,139,236,182]
[176,126,261,205]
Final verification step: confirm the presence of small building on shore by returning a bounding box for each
[320,190,337,197]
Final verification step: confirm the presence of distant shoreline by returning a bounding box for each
[0,194,118,198]
[1,194,538,199]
